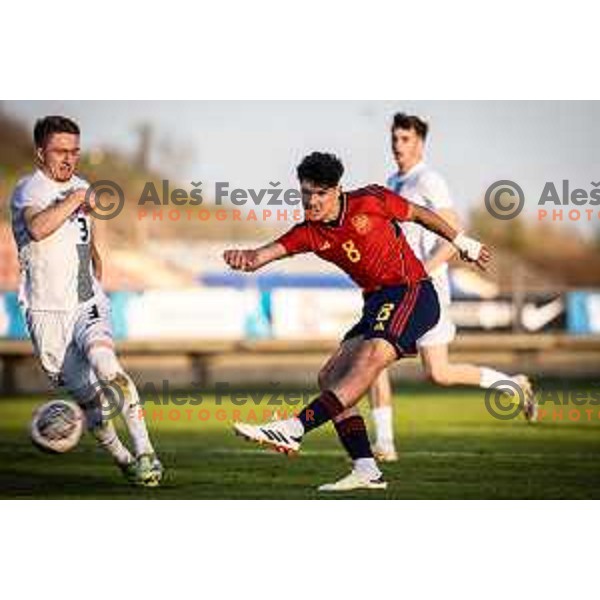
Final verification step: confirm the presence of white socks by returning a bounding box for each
[479,367,518,394]
[115,372,155,457]
[354,457,382,479]
[88,345,155,458]
[372,406,394,448]
[92,420,132,466]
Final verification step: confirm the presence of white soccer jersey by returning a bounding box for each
[10,169,100,311]
[387,162,454,304]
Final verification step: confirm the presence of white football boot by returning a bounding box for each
[318,469,388,492]
[233,419,302,455]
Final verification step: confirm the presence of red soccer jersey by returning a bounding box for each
[276,184,427,292]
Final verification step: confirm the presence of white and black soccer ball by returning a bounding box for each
[30,399,84,454]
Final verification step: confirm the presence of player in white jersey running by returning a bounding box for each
[368,113,537,461]
[10,115,162,486]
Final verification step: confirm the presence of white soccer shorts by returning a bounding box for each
[25,293,114,397]
[416,276,456,348]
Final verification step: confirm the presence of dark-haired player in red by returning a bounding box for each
[224,152,489,491]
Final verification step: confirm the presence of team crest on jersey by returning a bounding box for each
[351,214,372,235]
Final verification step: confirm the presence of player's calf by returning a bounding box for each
[111,371,157,457]
[88,343,158,457]
[233,389,348,455]
[234,342,392,450]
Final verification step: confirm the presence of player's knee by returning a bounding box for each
[359,340,392,371]
[88,345,122,382]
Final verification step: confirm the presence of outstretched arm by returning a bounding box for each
[406,203,491,270]
[223,242,288,272]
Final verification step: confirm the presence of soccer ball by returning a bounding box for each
[30,399,84,453]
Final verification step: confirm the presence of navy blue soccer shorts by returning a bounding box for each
[343,280,441,358]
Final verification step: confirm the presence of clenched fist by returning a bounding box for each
[66,188,96,214]
[223,249,260,272]
[453,233,492,271]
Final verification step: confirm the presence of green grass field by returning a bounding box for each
[1,383,600,499]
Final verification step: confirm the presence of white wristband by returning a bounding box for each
[453,232,482,261]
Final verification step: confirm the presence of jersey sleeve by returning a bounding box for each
[419,170,453,210]
[14,178,45,212]
[275,224,314,255]
[10,178,44,248]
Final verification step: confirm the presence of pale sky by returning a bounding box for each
[4,101,600,232]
